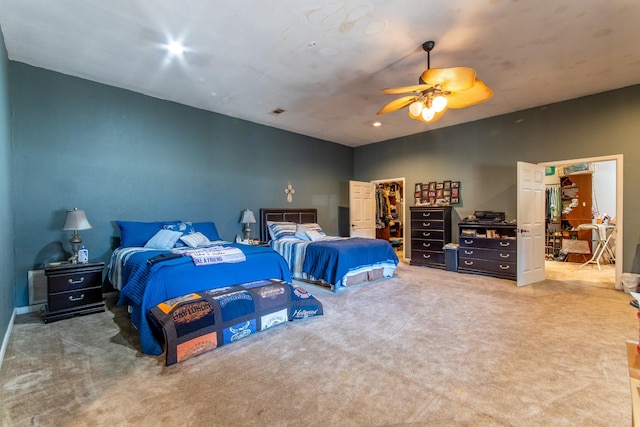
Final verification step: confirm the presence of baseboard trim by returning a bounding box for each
[0,308,16,372]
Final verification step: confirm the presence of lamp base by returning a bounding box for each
[242,224,251,241]
[69,233,82,264]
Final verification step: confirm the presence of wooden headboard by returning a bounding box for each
[260,208,317,242]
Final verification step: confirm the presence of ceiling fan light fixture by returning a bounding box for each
[421,107,435,121]
[377,40,492,124]
[409,100,424,116]
[432,95,447,113]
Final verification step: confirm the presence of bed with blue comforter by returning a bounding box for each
[260,208,399,291]
[108,220,292,356]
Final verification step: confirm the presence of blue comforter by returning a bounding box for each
[110,244,292,355]
[303,238,398,287]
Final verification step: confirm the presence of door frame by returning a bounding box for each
[538,154,623,287]
[372,177,406,261]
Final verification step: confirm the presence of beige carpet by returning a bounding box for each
[0,262,637,426]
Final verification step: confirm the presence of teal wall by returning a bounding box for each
[9,62,353,307]
[4,55,640,337]
[354,85,640,272]
[0,24,15,345]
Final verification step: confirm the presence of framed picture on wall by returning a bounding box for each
[436,189,443,198]
[443,180,451,190]
[452,181,460,189]
[415,183,422,192]
[436,182,443,190]
[452,188,459,198]
[451,197,459,204]
[429,182,436,191]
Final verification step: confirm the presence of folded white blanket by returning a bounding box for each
[171,246,246,266]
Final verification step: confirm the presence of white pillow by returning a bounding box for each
[301,223,326,237]
[295,224,311,241]
[179,232,211,248]
[306,229,324,241]
[144,229,183,249]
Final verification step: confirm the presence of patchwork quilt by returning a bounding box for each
[149,279,323,365]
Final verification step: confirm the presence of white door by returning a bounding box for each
[517,161,546,286]
[349,180,375,238]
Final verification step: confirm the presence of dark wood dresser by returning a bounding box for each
[410,206,452,269]
[44,261,105,323]
[458,222,517,280]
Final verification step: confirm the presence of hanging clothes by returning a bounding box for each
[375,185,390,229]
[546,184,561,221]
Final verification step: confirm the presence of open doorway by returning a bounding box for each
[372,177,406,262]
[539,155,622,288]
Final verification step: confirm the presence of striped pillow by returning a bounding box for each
[268,222,297,240]
[300,223,326,237]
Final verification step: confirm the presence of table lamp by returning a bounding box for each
[239,209,256,241]
[62,208,92,262]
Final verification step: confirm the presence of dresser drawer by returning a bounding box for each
[48,286,103,312]
[48,270,102,293]
[411,209,445,221]
[411,229,445,241]
[411,250,445,265]
[412,239,444,252]
[459,247,516,262]
[459,238,516,251]
[458,257,516,277]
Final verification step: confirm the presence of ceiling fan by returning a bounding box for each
[377,41,493,123]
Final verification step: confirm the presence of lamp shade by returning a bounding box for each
[239,209,256,224]
[62,208,92,231]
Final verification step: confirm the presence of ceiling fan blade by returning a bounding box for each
[420,67,476,92]
[408,106,448,123]
[446,79,493,109]
[380,84,431,95]
[377,96,418,115]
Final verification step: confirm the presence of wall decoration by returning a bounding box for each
[414,180,461,206]
[284,181,295,203]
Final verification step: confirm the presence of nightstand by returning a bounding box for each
[44,261,105,323]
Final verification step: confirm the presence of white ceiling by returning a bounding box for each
[1,1,639,147]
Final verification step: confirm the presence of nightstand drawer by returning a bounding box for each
[48,270,102,293]
[48,286,103,312]
[44,261,105,323]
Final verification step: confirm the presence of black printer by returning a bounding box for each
[461,211,506,224]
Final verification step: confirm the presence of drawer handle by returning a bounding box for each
[422,222,431,227]
[422,212,431,217]
[464,239,474,244]
[422,254,431,259]
[422,232,431,237]
[464,250,473,255]
[499,265,511,270]
[500,242,511,247]
[68,294,85,302]
[423,242,431,248]
[499,253,510,258]
[68,277,85,285]
[464,260,474,265]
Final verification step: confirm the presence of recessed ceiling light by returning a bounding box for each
[166,42,185,55]
[373,121,382,127]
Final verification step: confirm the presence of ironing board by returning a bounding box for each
[577,223,616,270]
